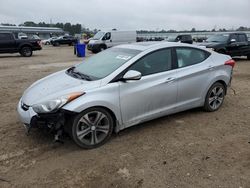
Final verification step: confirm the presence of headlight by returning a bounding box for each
[32,92,84,114]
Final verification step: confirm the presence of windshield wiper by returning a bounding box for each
[67,67,92,81]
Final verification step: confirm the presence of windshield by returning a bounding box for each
[206,34,229,42]
[72,48,141,80]
[93,31,105,40]
[167,36,177,42]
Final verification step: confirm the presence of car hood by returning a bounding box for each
[22,70,101,106]
[198,42,222,48]
[89,39,102,44]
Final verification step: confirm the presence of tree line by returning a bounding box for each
[1,22,250,34]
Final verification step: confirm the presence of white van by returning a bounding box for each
[87,30,137,53]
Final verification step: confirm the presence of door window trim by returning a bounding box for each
[111,47,175,82]
[173,47,211,69]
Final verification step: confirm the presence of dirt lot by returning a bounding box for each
[0,46,249,188]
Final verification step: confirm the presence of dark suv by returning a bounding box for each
[51,36,78,46]
[201,33,250,59]
[167,34,193,44]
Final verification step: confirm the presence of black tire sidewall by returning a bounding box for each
[71,107,114,149]
[204,82,226,112]
[20,47,32,57]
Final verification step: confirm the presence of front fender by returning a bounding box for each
[62,83,124,131]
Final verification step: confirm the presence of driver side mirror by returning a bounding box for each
[123,70,142,81]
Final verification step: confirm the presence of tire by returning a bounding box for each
[99,45,107,52]
[71,107,114,149]
[45,42,50,45]
[20,47,33,57]
[53,42,59,46]
[247,55,250,60]
[204,82,226,112]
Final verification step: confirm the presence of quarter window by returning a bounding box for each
[176,48,209,68]
[129,49,172,76]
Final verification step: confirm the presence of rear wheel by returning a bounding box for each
[20,47,33,57]
[247,55,250,60]
[71,107,114,149]
[204,82,226,112]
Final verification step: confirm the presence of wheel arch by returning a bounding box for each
[63,101,123,132]
[216,80,228,95]
[18,44,32,51]
[202,77,229,105]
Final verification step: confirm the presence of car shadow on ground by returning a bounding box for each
[0,54,43,58]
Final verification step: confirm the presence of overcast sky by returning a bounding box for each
[0,0,249,30]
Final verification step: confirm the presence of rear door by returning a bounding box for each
[174,47,212,110]
[119,48,178,127]
[0,33,16,52]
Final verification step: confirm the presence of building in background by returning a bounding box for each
[0,25,65,39]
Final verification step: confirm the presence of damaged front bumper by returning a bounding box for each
[17,100,73,134]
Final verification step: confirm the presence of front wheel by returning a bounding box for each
[204,82,226,112]
[20,47,33,57]
[71,107,114,149]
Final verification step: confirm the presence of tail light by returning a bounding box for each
[224,59,235,68]
[37,41,42,46]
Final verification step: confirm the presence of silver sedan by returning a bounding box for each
[17,42,235,148]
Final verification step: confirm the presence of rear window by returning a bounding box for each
[176,47,210,68]
[238,34,247,42]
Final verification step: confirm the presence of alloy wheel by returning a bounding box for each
[75,111,111,146]
[208,86,224,110]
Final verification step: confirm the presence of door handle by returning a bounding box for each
[165,77,175,83]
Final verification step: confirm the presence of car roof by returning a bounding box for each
[115,42,205,52]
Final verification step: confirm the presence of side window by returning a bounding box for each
[230,34,238,42]
[103,32,111,40]
[0,33,11,40]
[129,49,172,76]
[176,48,209,68]
[238,34,247,42]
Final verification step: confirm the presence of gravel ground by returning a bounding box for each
[0,46,249,188]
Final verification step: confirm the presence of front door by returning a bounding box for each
[119,48,178,127]
[0,33,16,52]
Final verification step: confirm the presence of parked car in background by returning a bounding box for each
[87,30,137,53]
[17,42,235,148]
[0,32,42,57]
[42,37,57,45]
[51,35,77,46]
[167,34,193,44]
[18,32,28,39]
[31,35,40,40]
[200,33,250,59]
